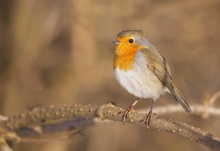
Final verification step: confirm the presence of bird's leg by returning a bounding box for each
[123,97,140,122]
[145,99,155,127]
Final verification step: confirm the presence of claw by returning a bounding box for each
[145,99,156,127]
[122,106,133,123]
[122,98,140,123]
[145,110,152,127]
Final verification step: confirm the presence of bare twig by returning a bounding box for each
[139,104,220,117]
[203,90,220,118]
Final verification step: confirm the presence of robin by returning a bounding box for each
[113,30,191,125]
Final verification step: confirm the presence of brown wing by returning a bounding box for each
[141,47,191,113]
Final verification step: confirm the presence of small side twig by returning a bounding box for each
[203,90,220,118]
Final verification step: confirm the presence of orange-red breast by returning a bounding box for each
[113,30,191,125]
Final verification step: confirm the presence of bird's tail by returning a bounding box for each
[165,80,191,113]
[170,85,191,113]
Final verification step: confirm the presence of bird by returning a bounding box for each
[112,30,191,126]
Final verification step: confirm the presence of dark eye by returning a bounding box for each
[128,39,134,43]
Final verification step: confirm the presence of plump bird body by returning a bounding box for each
[113,30,191,114]
[114,50,168,100]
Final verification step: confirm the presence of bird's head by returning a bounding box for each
[113,30,151,56]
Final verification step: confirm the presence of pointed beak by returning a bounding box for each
[112,40,120,45]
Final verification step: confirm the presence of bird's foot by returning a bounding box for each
[122,98,140,124]
[145,111,156,128]
[145,110,152,127]
[122,106,135,124]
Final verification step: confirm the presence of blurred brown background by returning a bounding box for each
[0,0,220,151]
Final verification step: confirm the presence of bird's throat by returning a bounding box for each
[113,53,135,70]
[113,42,145,70]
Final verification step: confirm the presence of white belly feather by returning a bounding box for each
[114,51,168,100]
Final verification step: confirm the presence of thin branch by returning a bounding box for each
[139,104,220,117]
[202,90,220,118]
